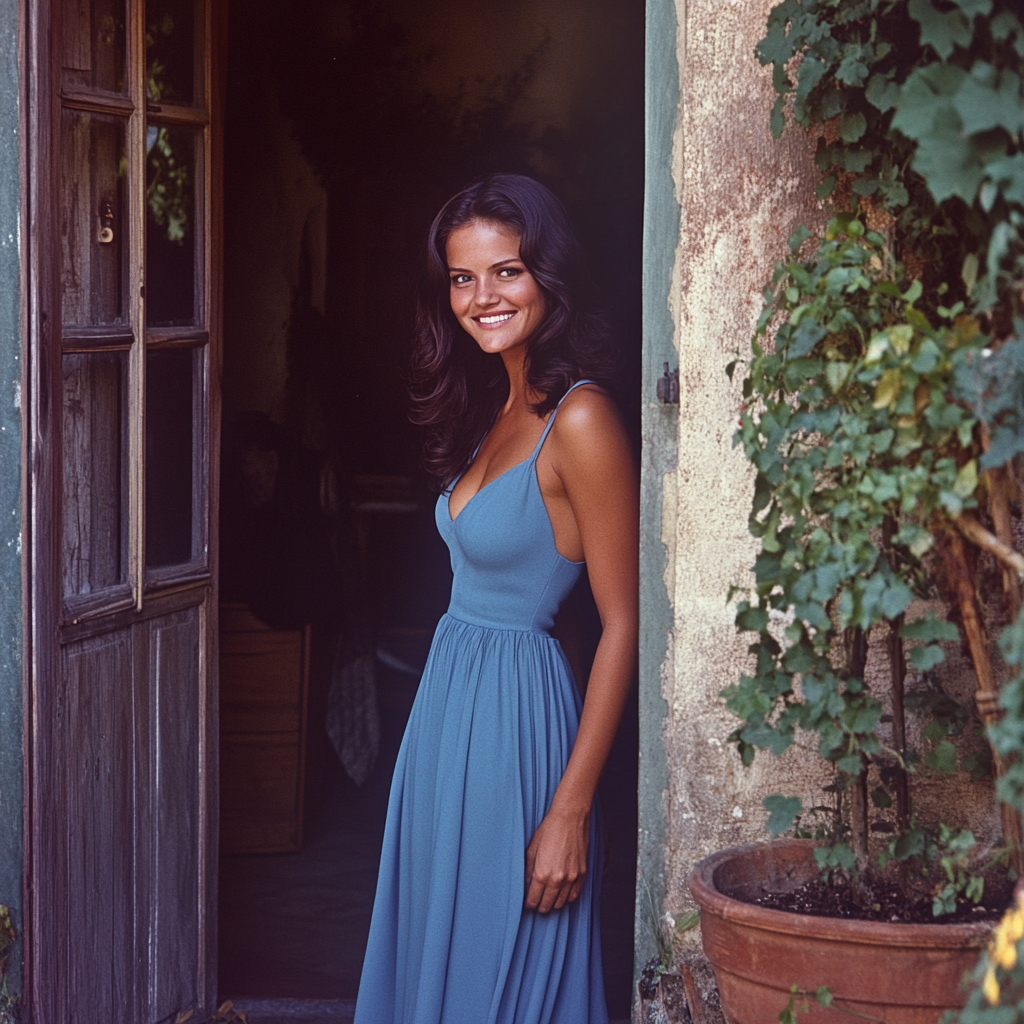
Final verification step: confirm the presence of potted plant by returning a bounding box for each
[688,1,1024,1021]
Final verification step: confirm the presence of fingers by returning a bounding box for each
[524,866,587,913]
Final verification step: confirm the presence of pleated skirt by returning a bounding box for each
[354,614,608,1024]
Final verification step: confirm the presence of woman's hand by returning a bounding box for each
[524,804,590,913]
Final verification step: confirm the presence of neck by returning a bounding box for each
[500,346,541,411]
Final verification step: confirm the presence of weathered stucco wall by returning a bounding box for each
[660,0,828,922]
[640,0,1001,965]
[0,0,22,995]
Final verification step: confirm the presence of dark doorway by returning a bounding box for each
[216,2,643,1017]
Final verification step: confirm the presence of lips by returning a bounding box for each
[475,312,516,326]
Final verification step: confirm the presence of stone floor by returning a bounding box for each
[231,996,631,1024]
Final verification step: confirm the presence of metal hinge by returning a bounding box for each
[656,362,679,404]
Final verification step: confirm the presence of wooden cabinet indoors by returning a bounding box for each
[220,603,311,854]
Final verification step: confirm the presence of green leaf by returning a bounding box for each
[866,73,900,112]
[842,148,873,173]
[961,252,979,293]
[903,279,924,304]
[908,0,972,59]
[892,65,967,141]
[873,368,903,409]
[871,786,893,808]
[815,175,836,200]
[789,318,827,358]
[770,94,786,138]
[953,459,978,499]
[951,0,991,15]
[910,643,947,671]
[825,361,851,393]
[881,581,913,618]
[737,606,769,633]
[952,68,1024,135]
[816,987,834,1008]
[894,828,926,860]
[764,794,803,835]
[890,324,914,355]
[840,111,867,143]
[901,616,960,642]
[926,739,958,774]
[675,910,701,934]
[866,333,889,364]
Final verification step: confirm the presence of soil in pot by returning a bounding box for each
[752,873,1013,924]
[690,840,994,1024]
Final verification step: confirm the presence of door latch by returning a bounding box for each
[656,362,679,404]
[97,198,115,244]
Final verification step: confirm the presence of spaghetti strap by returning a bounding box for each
[530,379,597,459]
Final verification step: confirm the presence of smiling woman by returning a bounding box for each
[354,174,639,1024]
[446,220,548,356]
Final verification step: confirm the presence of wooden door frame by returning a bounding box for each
[20,0,227,1014]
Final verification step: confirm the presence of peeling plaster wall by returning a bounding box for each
[662,0,828,919]
[642,0,1001,950]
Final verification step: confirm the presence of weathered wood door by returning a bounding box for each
[26,0,223,1019]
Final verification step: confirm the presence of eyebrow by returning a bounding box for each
[447,257,522,273]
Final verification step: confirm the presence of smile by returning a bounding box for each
[475,312,516,325]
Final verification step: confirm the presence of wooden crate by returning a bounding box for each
[219,603,311,854]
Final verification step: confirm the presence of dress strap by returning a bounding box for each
[530,379,597,459]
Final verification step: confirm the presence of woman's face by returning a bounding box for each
[445,218,547,357]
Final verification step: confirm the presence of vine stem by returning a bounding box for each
[848,628,870,878]
[987,467,1023,621]
[883,517,910,835]
[955,512,1024,579]
[939,529,1024,875]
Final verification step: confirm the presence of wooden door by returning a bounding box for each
[25,1,224,1020]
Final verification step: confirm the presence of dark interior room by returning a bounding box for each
[214,2,644,1017]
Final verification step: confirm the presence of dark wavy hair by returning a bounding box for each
[410,173,617,489]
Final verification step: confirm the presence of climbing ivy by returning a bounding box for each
[757,0,1023,317]
[723,0,1024,918]
[723,214,992,837]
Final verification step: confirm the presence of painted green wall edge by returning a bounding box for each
[636,0,679,982]
[0,0,22,998]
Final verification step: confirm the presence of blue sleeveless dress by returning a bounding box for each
[354,381,608,1024]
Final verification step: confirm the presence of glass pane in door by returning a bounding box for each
[146,126,200,326]
[146,0,199,105]
[62,352,129,598]
[61,110,127,327]
[61,0,126,94]
[146,347,199,568]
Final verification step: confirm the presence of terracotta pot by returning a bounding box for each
[689,839,992,1024]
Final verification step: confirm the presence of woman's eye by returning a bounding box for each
[450,274,471,285]
[499,267,521,278]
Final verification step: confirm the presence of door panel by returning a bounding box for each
[28,0,222,1019]
[60,633,136,1024]
[61,0,127,95]
[60,109,128,326]
[61,351,129,599]
[145,607,201,1021]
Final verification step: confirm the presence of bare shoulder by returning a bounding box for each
[551,384,621,434]
[546,384,631,470]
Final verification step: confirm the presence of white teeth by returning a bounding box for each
[478,313,514,324]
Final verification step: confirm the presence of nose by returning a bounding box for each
[473,276,499,308]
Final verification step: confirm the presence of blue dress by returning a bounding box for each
[355,381,608,1024]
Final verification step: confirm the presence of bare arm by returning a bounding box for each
[524,388,639,913]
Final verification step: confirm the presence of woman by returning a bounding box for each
[355,174,638,1024]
